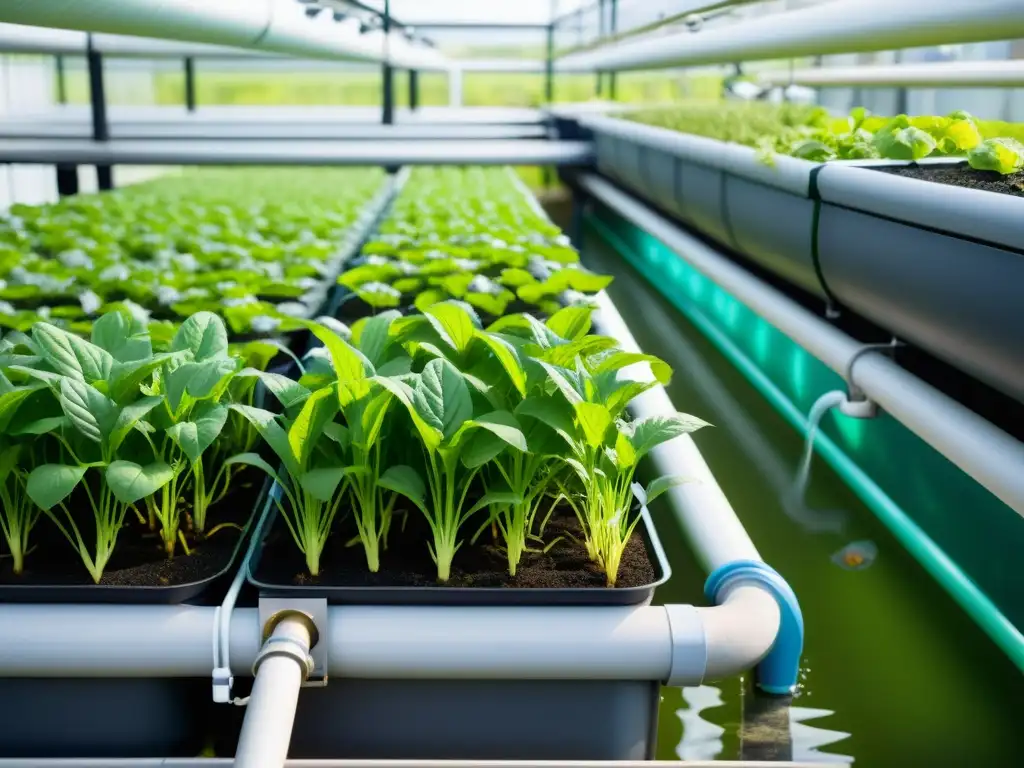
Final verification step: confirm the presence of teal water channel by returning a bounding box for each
[581,230,1023,765]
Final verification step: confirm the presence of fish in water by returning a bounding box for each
[831,540,877,571]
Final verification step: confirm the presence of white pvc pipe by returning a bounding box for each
[577,173,1024,519]
[559,0,1024,72]
[0,0,444,69]
[759,59,1024,89]
[592,290,761,571]
[0,760,836,767]
[0,600,775,685]
[235,616,314,768]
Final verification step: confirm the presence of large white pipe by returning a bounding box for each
[234,614,315,768]
[760,59,1024,89]
[0,600,775,685]
[559,0,1024,72]
[577,173,1024,519]
[0,1,445,69]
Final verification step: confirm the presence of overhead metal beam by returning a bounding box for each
[760,59,1024,88]
[0,138,595,166]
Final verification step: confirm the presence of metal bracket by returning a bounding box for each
[841,338,903,418]
[258,597,329,687]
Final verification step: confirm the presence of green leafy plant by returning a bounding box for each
[968,137,1024,175]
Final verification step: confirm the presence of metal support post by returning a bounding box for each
[596,0,606,96]
[409,69,419,110]
[545,24,555,104]
[86,35,112,191]
[609,0,618,99]
[55,165,78,197]
[55,54,66,105]
[184,57,196,112]
[381,0,394,126]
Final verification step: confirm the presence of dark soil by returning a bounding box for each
[876,164,1024,198]
[253,501,657,590]
[0,468,264,590]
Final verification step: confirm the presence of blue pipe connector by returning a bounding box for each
[704,559,804,695]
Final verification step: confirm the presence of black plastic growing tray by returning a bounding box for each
[246,484,672,606]
[0,474,270,605]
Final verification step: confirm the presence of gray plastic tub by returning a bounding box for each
[288,679,658,760]
[578,115,825,296]
[815,161,1024,402]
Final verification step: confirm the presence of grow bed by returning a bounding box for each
[571,103,1024,402]
[232,165,705,760]
[243,166,696,608]
[0,167,389,343]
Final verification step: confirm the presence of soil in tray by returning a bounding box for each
[254,503,657,590]
[0,467,263,588]
[876,164,1024,198]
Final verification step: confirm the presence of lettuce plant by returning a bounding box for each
[968,137,1024,175]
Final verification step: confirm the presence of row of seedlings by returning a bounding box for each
[244,166,709,592]
[0,168,390,590]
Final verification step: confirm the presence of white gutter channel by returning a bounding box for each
[0,2,446,70]
[576,173,1024,519]
[558,0,1024,72]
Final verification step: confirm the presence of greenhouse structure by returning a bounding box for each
[0,0,1021,766]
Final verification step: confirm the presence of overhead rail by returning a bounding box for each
[557,0,1024,72]
[0,120,548,141]
[759,59,1024,88]
[0,0,446,69]
[0,22,267,57]
[0,138,594,166]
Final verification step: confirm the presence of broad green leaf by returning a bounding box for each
[166,403,228,464]
[415,358,473,443]
[230,404,299,477]
[349,388,394,450]
[0,445,20,482]
[105,460,175,505]
[546,305,593,340]
[59,378,118,444]
[9,415,68,436]
[614,429,637,469]
[322,422,351,450]
[305,320,375,383]
[353,310,400,366]
[539,361,586,405]
[645,474,691,505]
[287,387,338,470]
[238,368,310,410]
[108,351,185,404]
[0,385,38,432]
[873,118,937,160]
[628,413,711,461]
[224,451,286,489]
[91,310,151,362]
[377,464,428,513]
[514,395,576,446]
[108,394,162,454]
[425,301,477,356]
[27,464,87,510]
[171,311,228,361]
[452,410,526,451]
[372,373,443,452]
[475,331,526,397]
[588,350,672,385]
[300,466,356,502]
[574,401,612,449]
[33,322,113,383]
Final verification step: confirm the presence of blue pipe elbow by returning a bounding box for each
[704,559,804,695]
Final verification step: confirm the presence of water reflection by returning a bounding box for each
[790,706,855,764]
[674,685,726,761]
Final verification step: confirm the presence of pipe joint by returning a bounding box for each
[254,611,317,679]
[663,604,707,686]
[841,339,903,419]
[705,560,803,695]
